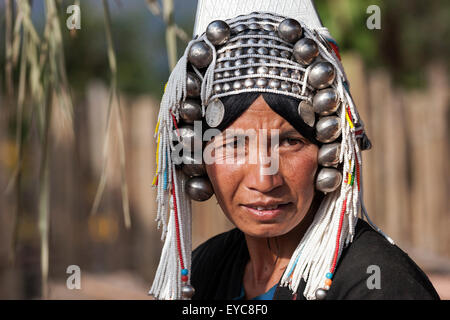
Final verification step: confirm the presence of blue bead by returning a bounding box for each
[326,272,333,279]
[181,269,188,276]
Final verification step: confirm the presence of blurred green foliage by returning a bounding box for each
[315,0,450,88]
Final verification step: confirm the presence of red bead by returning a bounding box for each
[181,275,188,282]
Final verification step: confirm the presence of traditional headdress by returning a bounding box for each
[149,0,393,300]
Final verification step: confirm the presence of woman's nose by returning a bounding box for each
[244,150,283,193]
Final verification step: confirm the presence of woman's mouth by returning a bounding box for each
[241,202,292,221]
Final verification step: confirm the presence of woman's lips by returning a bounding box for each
[241,202,292,222]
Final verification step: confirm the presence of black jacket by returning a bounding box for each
[191,219,440,300]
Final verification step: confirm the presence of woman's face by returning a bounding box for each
[205,95,319,238]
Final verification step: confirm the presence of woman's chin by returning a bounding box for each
[238,222,291,239]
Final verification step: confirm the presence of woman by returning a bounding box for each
[149,2,439,300]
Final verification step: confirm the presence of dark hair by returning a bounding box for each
[204,92,321,145]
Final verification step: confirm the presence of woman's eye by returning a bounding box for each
[282,137,304,146]
[223,139,238,148]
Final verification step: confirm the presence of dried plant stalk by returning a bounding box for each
[90,0,131,229]
[5,0,74,299]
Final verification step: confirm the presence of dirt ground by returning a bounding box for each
[49,270,450,300]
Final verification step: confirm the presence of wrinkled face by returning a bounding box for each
[205,95,319,238]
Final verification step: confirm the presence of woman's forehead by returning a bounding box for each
[227,95,296,132]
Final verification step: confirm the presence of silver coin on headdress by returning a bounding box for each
[298,100,315,127]
[205,99,225,128]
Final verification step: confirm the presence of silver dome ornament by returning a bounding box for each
[222,83,231,92]
[291,84,301,94]
[268,79,281,89]
[278,18,303,43]
[256,78,268,88]
[205,99,225,128]
[249,23,260,30]
[181,284,195,300]
[233,80,243,90]
[233,69,242,77]
[257,47,269,55]
[316,116,341,143]
[181,154,206,177]
[291,70,302,80]
[188,41,213,69]
[280,69,290,78]
[223,60,233,68]
[315,288,327,300]
[257,66,268,74]
[263,23,275,32]
[244,78,255,88]
[316,168,342,193]
[313,88,339,115]
[206,20,231,46]
[234,59,244,66]
[308,61,336,89]
[186,72,201,98]
[298,101,315,127]
[293,38,319,65]
[269,68,280,76]
[175,125,203,152]
[179,99,202,124]
[186,176,214,201]
[234,48,244,57]
[222,70,232,78]
[246,67,256,75]
[318,143,341,167]
[213,84,222,94]
[280,81,292,91]
[233,24,247,34]
[269,48,280,57]
[246,47,257,55]
[280,50,292,59]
